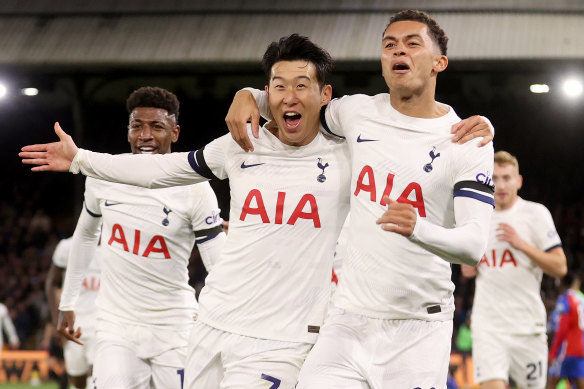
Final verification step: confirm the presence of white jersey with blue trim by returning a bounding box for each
[472,197,562,334]
[71,128,351,343]
[52,237,101,326]
[322,93,495,321]
[82,177,222,328]
[191,127,351,343]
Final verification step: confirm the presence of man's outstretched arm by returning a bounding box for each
[20,123,209,189]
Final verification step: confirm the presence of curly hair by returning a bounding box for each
[262,33,334,89]
[385,10,448,55]
[126,86,180,122]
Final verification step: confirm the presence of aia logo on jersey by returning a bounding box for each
[317,158,329,183]
[108,223,171,259]
[423,146,440,173]
[240,189,321,228]
[479,249,517,268]
[354,165,426,217]
[162,207,172,226]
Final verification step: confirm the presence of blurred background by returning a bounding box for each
[0,0,583,387]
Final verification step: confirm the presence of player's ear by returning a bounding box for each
[517,174,523,190]
[433,55,448,74]
[172,125,180,143]
[321,84,332,106]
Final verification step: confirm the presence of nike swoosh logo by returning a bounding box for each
[104,201,122,207]
[240,162,265,169]
[357,134,379,143]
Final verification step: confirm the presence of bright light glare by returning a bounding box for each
[562,79,583,97]
[530,84,549,94]
[21,87,38,96]
[0,84,6,98]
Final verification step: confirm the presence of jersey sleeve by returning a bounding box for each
[321,96,355,139]
[71,150,210,189]
[52,238,72,268]
[59,179,102,311]
[452,139,495,207]
[530,203,562,252]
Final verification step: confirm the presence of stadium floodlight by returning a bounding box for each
[21,87,39,96]
[0,83,6,99]
[562,79,583,98]
[529,84,549,94]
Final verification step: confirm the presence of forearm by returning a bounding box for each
[70,149,207,189]
[522,246,567,278]
[409,198,492,266]
[242,88,271,120]
[59,209,101,311]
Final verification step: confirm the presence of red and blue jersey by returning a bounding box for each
[550,290,584,360]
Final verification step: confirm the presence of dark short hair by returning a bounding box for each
[262,33,333,89]
[126,86,180,122]
[385,10,448,55]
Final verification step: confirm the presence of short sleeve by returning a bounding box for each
[52,238,72,268]
[530,203,562,252]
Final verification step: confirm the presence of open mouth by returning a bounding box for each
[138,146,157,154]
[392,63,410,72]
[283,112,302,129]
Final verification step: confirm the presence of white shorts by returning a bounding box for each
[296,307,453,389]
[63,326,97,377]
[472,329,548,389]
[185,320,313,389]
[93,320,191,389]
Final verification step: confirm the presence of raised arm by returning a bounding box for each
[20,123,210,189]
[225,88,269,152]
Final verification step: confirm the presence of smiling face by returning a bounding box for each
[381,20,447,95]
[266,60,331,147]
[127,107,179,154]
[493,162,523,210]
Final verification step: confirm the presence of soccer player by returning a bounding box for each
[20,34,491,388]
[226,10,495,388]
[46,237,100,389]
[0,302,19,355]
[462,151,567,389]
[56,87,225,388]
[548,273,584,389]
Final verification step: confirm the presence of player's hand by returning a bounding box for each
[376,196,417,237]
[460,264,478,278]
[222,220,229,235]
[19,122,78,172]
[57,310,84,345]
[451,115,493,146]
[225,90,260,152]
[496,222,526,251]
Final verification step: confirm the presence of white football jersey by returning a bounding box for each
[322,94,495,321]
[52,237,101,324]
[74,127,351,343]
[80,177,222,327]
[471,197,562,334]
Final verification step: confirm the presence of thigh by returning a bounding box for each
[94,340,150,389]
[508,333,547,389]
[472,330,510,385]
[63,340,90,377]
[185,321,223,389]
[366,319,452,389]
[150,346,187,389]
[222,336,312,389]
[296,311,370,389]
